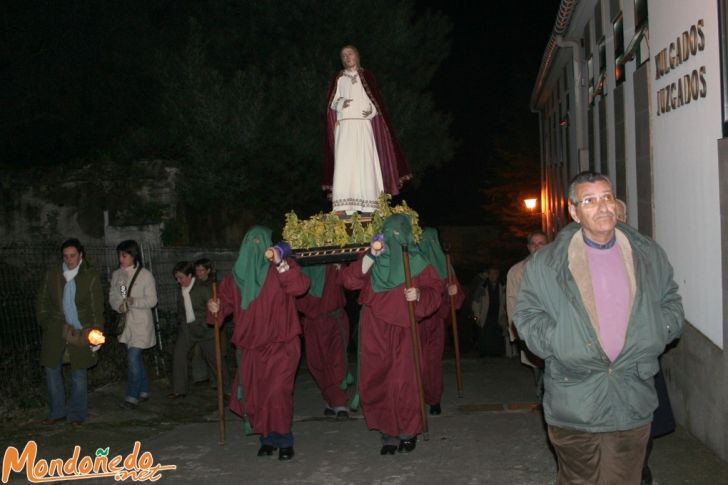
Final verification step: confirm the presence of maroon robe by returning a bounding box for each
[323,68,412,195]
[210,259,309,437]
[341,255,444,437]
[296,265,350,408]
[420,276,465,405]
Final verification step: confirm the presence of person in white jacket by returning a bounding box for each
[109,239,158,409]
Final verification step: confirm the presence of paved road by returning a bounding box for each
[3,357,727,484]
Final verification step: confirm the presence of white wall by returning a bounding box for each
[649,0,723,348]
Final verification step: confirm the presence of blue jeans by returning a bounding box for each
[45,365,87,421]
[260,432,294,448]
[126,347,150,403]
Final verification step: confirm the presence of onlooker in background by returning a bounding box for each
[194,258,214,283]
[418,227,465,415]
[170,261,227,399]
[615,198,627,223]
[190,258,217,385]
[506,230,548,401]
[109,240,158,409]
[471,264,507,357]
[615,200,676,485]
[36,238,104,426]
[296,264,351,418]
[514,171,684,484]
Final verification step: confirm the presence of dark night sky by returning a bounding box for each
[1,0,562,232]
[406,0,561,225]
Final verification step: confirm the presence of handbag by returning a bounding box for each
[113,266,141,336]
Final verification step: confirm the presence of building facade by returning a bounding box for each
[531,0,728,462]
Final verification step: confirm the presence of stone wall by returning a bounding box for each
[1,160,179,246]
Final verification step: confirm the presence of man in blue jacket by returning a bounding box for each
[514,171,684,484]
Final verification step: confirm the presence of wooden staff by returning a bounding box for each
[211,275,226,445]
[402,245,429,441]
[445,251,464,398]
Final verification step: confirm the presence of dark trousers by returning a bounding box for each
[173,324,228,395]
[548,423,650,485]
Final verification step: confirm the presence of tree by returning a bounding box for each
[2,1,455,244]
[117,0,455,242]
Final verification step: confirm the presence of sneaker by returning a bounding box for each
[41,417,66,425]
[139,392,150,402]
[323,407,336,417]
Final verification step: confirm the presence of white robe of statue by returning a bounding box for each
[330,69,385,214]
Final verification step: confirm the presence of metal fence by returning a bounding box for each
[0,242,238,418]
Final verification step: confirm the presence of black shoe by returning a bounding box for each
[323,407,336,417]
[119,401,137,410]
[641,464,653,485]
[398,437,417,453]
[257,445,276,457]
[278,447,294,460]
[380,445,397,455]
[336,410,349,419]
[429,403,442,415]
[41,416,66,425]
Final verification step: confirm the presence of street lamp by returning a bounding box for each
[524,198,538,210]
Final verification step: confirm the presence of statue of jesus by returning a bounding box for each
[323,45,411,215]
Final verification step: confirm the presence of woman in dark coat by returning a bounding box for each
[36,238,104,426]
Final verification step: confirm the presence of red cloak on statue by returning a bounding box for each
[323,68,412,195]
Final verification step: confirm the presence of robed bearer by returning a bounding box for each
[514,171,684,484]
[418,228,464,415]
[341,214,444,455]
[296,264,351,418]
[208,226,310,461]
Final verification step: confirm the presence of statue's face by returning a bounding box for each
[340,47,359,69]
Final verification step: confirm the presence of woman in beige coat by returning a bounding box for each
[109,239,158,408]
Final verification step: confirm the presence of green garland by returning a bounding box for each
[282,193,422,249]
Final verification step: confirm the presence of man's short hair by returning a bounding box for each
[194,258,214,271]
[61,238,85,258]
[567,171,613,204]
[173,261,194,277]
[527,230,547,245]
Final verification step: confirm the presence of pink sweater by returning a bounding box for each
[586,244,630,362]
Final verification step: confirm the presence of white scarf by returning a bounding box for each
[181,277,196,323]
[63,258,82,282]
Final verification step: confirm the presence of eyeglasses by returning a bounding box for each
[574,193,616,207]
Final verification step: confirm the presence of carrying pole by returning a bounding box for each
[402,245,429,441]
[445,251,464,398]
[211,276,226,445]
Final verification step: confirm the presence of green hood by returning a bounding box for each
[419,227,448,279]
[232,226,272,309]
[371,214,428,292]
[301,264,326,298]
